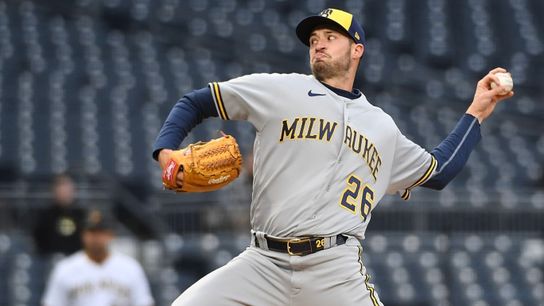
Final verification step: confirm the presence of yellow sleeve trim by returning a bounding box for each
[401,156,437,201]
[210,82,229,120]
[408,156,437,189]
[401,189,411,201]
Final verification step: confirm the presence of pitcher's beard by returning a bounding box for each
[311,53,351,82]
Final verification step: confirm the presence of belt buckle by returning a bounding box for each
[287,238,311,256]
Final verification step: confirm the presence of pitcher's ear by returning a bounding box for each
[353,43,364,60]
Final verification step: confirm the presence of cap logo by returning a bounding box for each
[355,32,360,40]
[320,9,333,18]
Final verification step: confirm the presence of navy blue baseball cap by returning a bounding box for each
[296,8,366,46]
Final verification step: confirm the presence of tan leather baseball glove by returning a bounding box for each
[162,134,243,192]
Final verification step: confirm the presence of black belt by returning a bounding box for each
[255,234,347,256]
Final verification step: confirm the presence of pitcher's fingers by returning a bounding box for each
[481,73,501,89]
[489,67,507,74]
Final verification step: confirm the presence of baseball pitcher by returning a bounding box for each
[153,8,514,306]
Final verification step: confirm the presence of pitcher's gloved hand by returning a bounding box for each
[161,135,243,192]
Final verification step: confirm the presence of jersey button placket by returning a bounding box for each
[325,102,349,192]
[340,101,350,164]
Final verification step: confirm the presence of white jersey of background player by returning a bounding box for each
[154,8,514,306]
[42,210,154,306]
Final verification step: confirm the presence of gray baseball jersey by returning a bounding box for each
[209,73,436,239]
[172,73,436,306]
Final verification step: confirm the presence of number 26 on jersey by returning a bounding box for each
[339,174,375,222]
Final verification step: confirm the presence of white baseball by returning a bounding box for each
[490,72,513,94]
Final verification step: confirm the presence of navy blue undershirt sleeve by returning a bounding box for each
[422,113,481,190]
[152,87,218,160]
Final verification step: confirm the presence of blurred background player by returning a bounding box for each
[42,209,154,306]
[32,174,86,256]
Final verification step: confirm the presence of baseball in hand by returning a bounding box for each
[490,72,513,95]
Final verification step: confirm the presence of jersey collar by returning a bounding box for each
[320,81,362,100]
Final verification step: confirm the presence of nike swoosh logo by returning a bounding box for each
[308,90,326,97]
